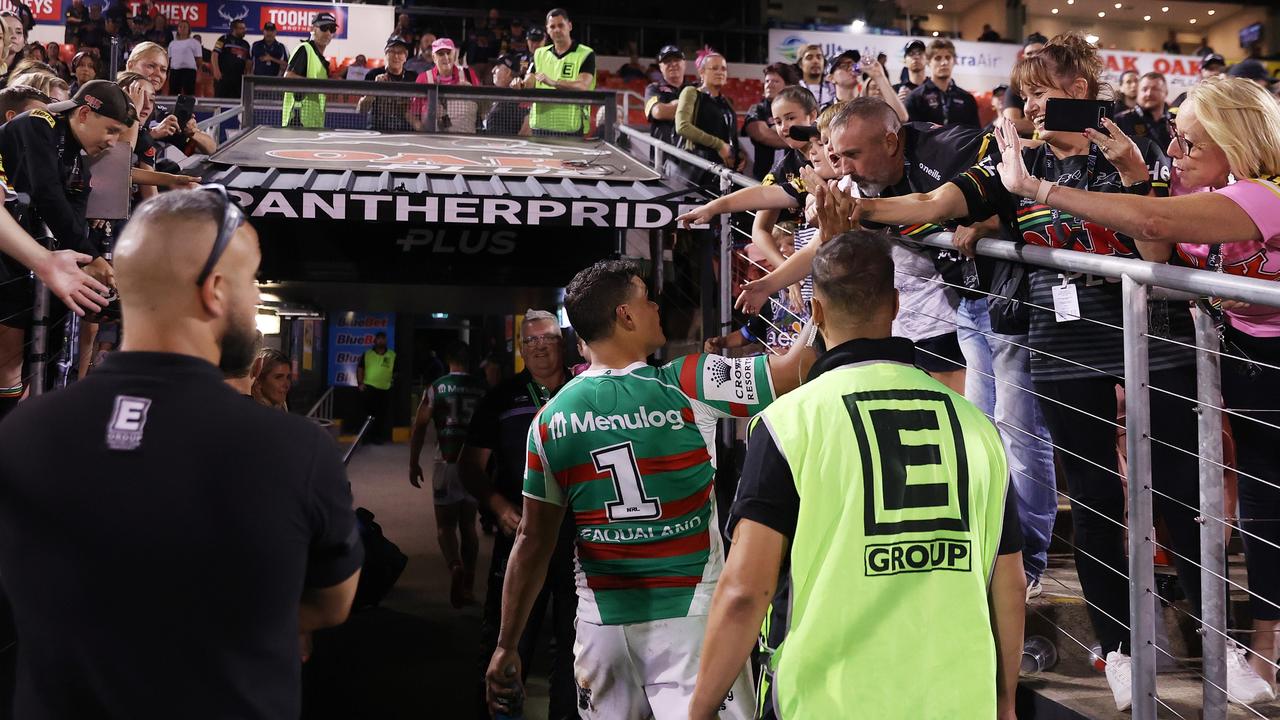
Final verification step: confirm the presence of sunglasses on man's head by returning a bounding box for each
[319,23,337,32]
[194,184,246,287]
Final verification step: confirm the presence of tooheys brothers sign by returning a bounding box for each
[226,189,703,229]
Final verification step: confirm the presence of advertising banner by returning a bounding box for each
[327,311,394,387]
[767,29,1206,102]
[20,0,392,65]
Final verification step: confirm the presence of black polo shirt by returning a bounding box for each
[644,79,684,147]
[0,108,92,256]
[465,368,569,505]
[904,78,981,128]
[0,351,364,719]
[363,66,419,132]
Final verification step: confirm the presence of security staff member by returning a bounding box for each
[1112,71,1172,152]
[904,39,981,128]
[0,80,130,324]
[689,231,1025,720]
[0,188,363,718]
[356,330,395,444]
[520,7,596,137]
[644,45,685,146]
[458,310,578,720]
[283,11,337,128]
[211,18,251,99]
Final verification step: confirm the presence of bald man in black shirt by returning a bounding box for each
[0,188,363,719]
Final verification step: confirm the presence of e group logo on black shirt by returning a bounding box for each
[106,395,152,451]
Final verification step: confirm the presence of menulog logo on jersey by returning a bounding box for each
[545,406,685,440]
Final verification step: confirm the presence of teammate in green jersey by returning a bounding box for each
[689,231,1026,720]
[486,260,814,719]
[410,340,488,608]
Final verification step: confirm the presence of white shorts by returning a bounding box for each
[431,460,471,506]
[572,614,755,720]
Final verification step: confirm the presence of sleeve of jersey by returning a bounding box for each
[579,51,597,77]
[951,144,1010,225]
[670,353,777,419]
[1142,141,1172,196]
[522,416,565,506]
[643,84,662,118]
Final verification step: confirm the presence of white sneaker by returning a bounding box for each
[1225,640,1276,706]
[1105,649,1133,711]
[1026,578,1043,600]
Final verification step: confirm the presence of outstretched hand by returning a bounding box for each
[993,117,1039,199]
[38,250,110,316]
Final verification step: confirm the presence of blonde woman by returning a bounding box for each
[7,71,68,101]
[252,348,292,410]
[993,75,1280,697]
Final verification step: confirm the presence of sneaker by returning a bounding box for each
[1026,578,1043,600]
[1225,640,1276,706]
[1105,649,1133,711]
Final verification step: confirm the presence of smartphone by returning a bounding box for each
[85,142,133,220]
[173,94,196,129]
[787,125,820,142]
[1043,98,1112,133]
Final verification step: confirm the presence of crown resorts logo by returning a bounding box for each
[708,357,733,388]
[776,35,808,63]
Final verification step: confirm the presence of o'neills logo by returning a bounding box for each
[546,406,685,440]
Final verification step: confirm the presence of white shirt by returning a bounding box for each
[168,37,202,71]
[345,65,370,81]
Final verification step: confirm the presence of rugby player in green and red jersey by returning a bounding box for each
[485,260,814,719]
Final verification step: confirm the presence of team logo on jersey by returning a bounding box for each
[106,395,152,451]
[843,389,971,538]
[545,406,686,440]
[701,356,760,404]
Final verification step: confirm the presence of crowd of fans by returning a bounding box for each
[0,1,1277,717]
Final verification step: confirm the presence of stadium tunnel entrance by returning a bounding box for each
[193,125,707,431]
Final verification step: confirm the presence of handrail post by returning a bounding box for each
[603,91,618,143]
[1195,309,1228,720]
[426,84,439,133]
[1123,274,1157,719]
[718,170,733,339]
[241,76,255,129]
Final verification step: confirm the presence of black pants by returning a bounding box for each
[478,517,578,719]
[1036,366,1204,655]
[214,75,242,99]
[169,68,196,95]
[1223,325,1280,621]
[362,386,391,443]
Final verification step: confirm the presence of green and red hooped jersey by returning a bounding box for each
[524,354,776,625]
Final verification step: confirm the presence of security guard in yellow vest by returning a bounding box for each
[688,230,1027,720]
[282,11,337,128]
[519,8,596,137]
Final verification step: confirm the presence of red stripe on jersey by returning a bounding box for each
[526,451,543,473]
[681,407,694,423]
[585,574,703,591]
[559,447,711,487]
[538,422,549,443]
[729,402,747,417]
[637,446,711,475]
[679,355,699,398]
[580,527,709,561]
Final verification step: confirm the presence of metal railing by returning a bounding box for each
[239,77,620,141]
[306,385,335,421]
[620,123,1280,719]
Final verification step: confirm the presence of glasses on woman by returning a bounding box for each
[1168,118,1197,158]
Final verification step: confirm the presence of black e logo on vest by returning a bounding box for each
[560,63,575,79]
[843,389,970,536]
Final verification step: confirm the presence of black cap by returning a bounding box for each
[1201,53,1226,69]
[1025,32,1048,45]
[993,82,1009,95]
[826,49,860,74]
[904,40,926,55]
[262,21,276,31]
[657,44,683,63]
[313,11,337,26]
[385,35,410,51]
[527,27,544,41]
[495,54,518,71]
[1228,59,1269,81]
[47,80,137,126]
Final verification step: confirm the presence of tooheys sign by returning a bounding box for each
[226,189,703,229]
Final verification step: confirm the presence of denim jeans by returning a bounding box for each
[957,297,1058,580]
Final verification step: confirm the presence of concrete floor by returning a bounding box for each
[301,441,554,720]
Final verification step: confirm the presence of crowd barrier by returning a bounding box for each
[620,122,1280,720]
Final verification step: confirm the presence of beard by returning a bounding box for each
[218,311,260,377]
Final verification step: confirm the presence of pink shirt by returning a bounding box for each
[1175,176,1280,337]
[411,65,480,117]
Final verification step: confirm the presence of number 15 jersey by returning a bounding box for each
[525,354,776,626]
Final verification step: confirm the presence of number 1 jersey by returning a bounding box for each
[524,354,776,625]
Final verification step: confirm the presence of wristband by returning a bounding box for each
[1034,179,1053,205]
[1123,180,1152,195]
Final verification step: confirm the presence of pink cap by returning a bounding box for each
[431,38,456,53]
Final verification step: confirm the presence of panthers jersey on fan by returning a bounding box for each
[428,372,488,463]
[524,354,775,625]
